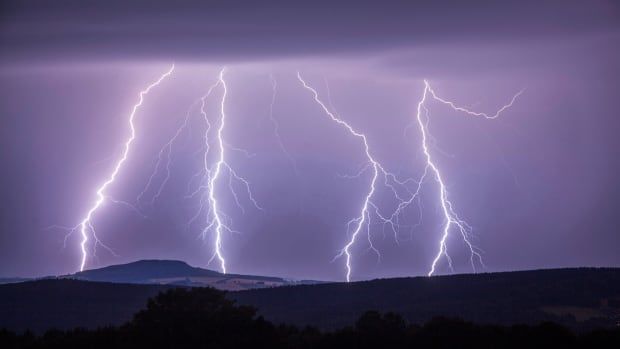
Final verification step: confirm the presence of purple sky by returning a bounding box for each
[1,1,619,281]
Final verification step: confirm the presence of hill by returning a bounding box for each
[0,279,171,333]
[61,259,306,291]
[232,267,620,331]
[1,267,619,333]
[0,277,30,285]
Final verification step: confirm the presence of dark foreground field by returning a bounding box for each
[1,267,619,333]
[1,287,619,349]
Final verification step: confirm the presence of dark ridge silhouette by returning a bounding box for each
[1,287,619,348]
[60,259,314,290]
[69,260,222,283]
[1,267,619,334]
[0,278,29,285]
[0,279,172,333]
[231,267,620,331]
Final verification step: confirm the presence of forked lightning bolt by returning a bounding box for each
[298,72,423,282]
[76,65,174,271]
[188,68,262,274]
[205,69,230,273]
[418,81,524,276]
[298,73,379,282]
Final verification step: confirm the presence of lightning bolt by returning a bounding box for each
[185,68,262,274]
[298,72,423,282]
[416,80,524,276]
[203,69,229,273]
[75,65,174,271]
[297,72,381,282]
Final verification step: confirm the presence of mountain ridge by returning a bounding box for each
[59,259,310,290]
[1,266,619,333]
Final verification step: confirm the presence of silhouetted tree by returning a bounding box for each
[124,287,282,348]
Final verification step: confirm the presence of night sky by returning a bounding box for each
[1,0,619,281]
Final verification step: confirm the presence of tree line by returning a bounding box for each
[1,287,618,348]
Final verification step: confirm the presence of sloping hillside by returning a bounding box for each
[63,259,302,291]
[232,268,620,330]
[0,279,170,333]
[1,268,619,333]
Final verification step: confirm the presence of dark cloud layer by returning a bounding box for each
[2,0,619,62]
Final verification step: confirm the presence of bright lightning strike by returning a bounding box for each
[298,72,421,282]
[186,68,262,274]
[298,73,379,282]
[416,80,524,276]
[76,65,174,271]
[205,69,230,273]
